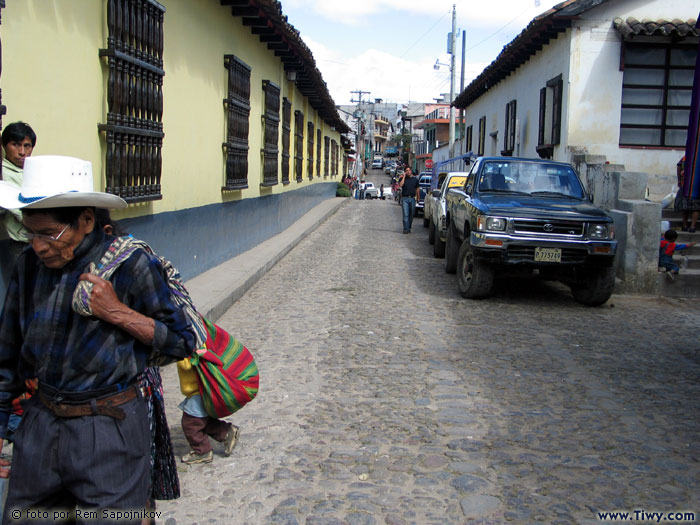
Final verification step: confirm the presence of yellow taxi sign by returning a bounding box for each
[448,176,467,188]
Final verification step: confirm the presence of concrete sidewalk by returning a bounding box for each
[185,196,348,321]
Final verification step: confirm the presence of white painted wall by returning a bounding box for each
[461,31,571,160]
[569,0,695,179]
[459,0,697,184]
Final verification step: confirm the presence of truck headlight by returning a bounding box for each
[477,216,507,232]
[588,223,613,239]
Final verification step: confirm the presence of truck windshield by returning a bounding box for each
[477,161,585,199]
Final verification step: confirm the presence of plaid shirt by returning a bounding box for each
[0,228,196,436]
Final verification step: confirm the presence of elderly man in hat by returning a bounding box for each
[0,156,196,522]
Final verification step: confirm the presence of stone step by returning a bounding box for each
[680,255,700,269]
[657,268,700,297]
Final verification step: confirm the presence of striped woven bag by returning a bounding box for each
[189,317,259,418]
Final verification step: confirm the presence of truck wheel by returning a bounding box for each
[571,266,615,306]
[457,240,494,299]
[444,226,458,274]
[423,216,429,228]
[433,225,445,258]
[428,218,436,245]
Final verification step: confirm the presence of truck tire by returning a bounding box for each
[457,239,494,299]
[444,225,458,274]
[433,224,445,258]
[423,216,429,228]
[571,266,615,306]
[428,217,436,245]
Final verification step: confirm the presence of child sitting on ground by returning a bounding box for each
[177,357,239,464]
[659,229,696,280]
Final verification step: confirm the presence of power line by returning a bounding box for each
[399,8,451,59]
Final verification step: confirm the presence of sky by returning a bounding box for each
[281,0,564,107]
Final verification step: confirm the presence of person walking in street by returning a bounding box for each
[177,358,239,464]
[399,166,420,233]
[0,155,197,521]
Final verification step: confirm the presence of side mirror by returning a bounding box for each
[432,189,441,197]
[465,184,473,194]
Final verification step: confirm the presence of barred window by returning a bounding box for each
[466,125,473,152]
[281,98,291,184]
[620,42,695,147]
[477,116,486,156]
[502,99,516,156]
[307,121,314,180]
[537,75,562,159]
[331,139,338,176]
[222,54,251,190]
[316,128,322,177]
[294,110,304,182]
[99,0,165,203]
[323,136,330,177]
[261,80,280,187]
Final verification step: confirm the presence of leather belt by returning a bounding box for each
[38,386,139,421]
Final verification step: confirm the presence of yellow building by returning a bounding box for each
[0,0,350,286]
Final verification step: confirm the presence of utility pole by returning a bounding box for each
[448,5,457,158]
[351,90,372,172]
[460,29,466,155]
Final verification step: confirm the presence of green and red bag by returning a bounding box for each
[190,317,259,418]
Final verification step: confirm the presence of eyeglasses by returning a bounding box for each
[26,223,71,243]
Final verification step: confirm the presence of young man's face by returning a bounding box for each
[3,136,34,168]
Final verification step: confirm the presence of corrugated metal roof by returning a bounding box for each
[613,17,699,38]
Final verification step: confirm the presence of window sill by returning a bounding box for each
[221,183,248,191]
[536,144,555,159]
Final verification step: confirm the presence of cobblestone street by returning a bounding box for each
[159,197,700,524]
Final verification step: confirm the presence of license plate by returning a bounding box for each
[534,247,561,262]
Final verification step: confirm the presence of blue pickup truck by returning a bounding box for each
[444,157,617,306]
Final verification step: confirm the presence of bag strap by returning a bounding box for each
[71,236,208,349]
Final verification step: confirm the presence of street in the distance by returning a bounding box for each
[159,191,700,524]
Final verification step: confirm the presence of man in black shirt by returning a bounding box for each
[399,167,420,233]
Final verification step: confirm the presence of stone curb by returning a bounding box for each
[185,197,349,321]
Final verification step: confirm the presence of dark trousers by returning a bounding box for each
[3,396,151,525]
[181,413,230,455]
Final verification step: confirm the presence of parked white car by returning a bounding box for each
[363,182,379,199]
[425,171,469,258]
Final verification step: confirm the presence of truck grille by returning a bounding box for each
[507,246,588,264]
[512,219,584,236]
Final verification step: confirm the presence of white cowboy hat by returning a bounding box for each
[0,155,127,209]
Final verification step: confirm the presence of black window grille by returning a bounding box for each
[316,128,322,176]
[466,125,473,152]
[222,54,251,190]
[619,42,696,147]
[536,75,562,159]
[307,121,314,179]
[261,80,280,187]
[331,139,338,176]
[98,0,165,203]
[502,100,516,156]
[477,116,486,156]
[281,98,291,184]
[323,136,330,177]
[294,110,304,182]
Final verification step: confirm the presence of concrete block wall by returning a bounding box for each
[574,154,662,295]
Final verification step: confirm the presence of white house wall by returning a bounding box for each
[462,32,572,159]
[569,0,694,177]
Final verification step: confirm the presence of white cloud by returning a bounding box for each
[304,36,489,105]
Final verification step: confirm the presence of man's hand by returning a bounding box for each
[0,439,8,478]
[78,273,155,345]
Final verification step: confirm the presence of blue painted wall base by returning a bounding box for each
[0,182,337,299]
